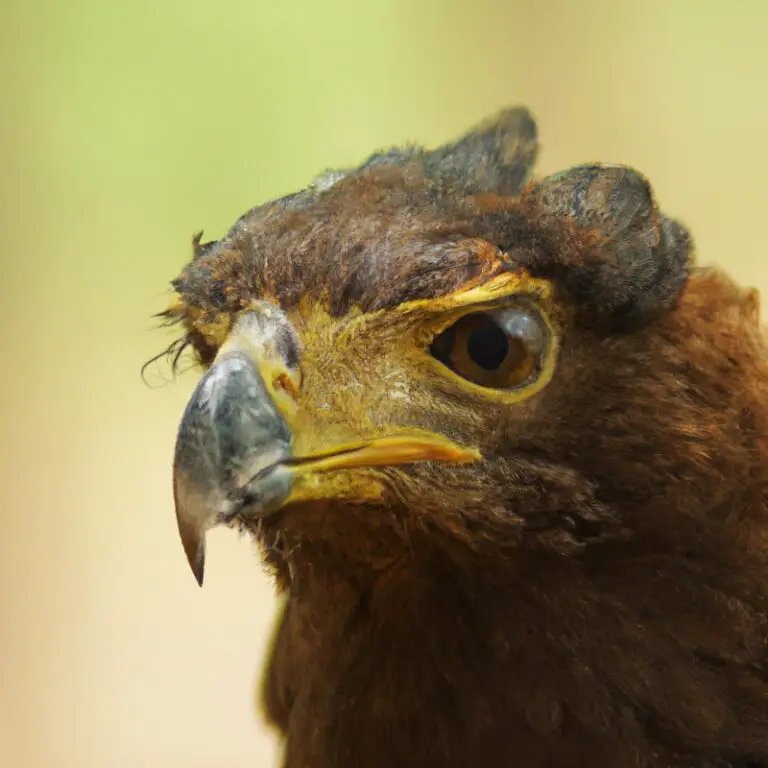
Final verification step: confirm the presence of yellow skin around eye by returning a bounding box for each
[408,273,560,406]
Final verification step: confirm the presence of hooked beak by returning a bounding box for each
[172,311,480,587]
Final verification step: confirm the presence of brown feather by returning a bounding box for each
[165,107,768,767]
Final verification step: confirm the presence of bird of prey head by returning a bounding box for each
[159,108,768,767]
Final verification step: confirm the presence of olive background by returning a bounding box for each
[2,1,767,766]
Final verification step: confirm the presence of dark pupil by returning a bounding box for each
[467,320,509,371]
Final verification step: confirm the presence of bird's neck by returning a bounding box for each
[264,555,591,767]
[262,548,761,768]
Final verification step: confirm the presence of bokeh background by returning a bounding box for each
[1,1,767,766]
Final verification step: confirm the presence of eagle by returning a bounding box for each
[160,107,768,767]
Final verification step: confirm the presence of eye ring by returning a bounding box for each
[429,302,550,390]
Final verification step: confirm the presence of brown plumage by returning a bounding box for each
[162,107,768,767]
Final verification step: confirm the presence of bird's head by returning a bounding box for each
[162,108,765,593]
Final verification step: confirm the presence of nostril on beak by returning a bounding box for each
[273,371,300,400]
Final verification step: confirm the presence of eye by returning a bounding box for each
[429,303,550,389]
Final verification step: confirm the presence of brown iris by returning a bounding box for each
[430,303,549,389]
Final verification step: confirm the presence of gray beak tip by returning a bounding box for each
[178,515,206,587]
[174,478,208,587]
[191,552,205,588]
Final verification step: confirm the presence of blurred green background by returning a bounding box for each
[1,1,767,766]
